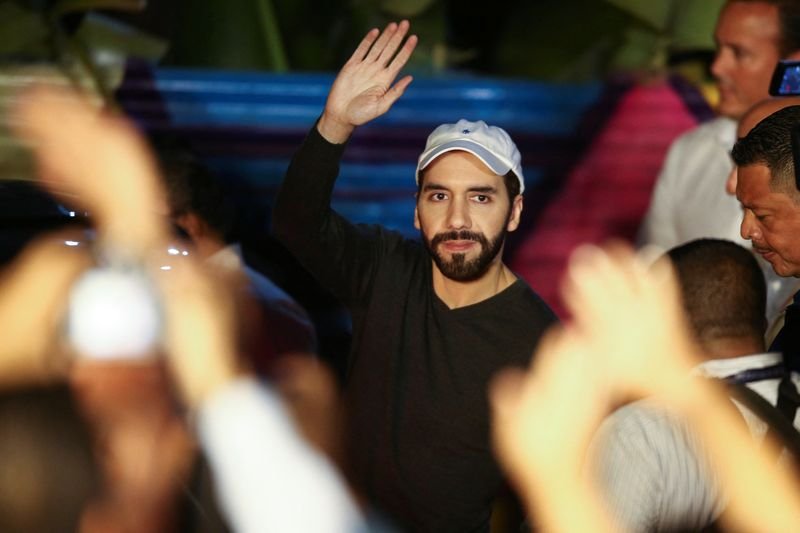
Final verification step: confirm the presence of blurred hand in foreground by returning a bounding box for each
[491,242,800,532]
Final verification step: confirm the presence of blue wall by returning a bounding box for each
[117,66,604,237]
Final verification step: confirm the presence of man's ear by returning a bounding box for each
[413,203,421,230]
[506,195,523,232]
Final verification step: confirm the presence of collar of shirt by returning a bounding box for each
[207,243,243,271]
[691,352,783,381]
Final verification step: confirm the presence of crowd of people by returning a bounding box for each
[2,0,800,532]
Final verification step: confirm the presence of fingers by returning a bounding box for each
[356,20,415,70]
[489,367,526,420]
[157,259,240,408]
[13,85,168,249]
[387,34,418,78]
[380,75,414,114]
[346,28,380,65]
[563,242,644,330]
[561,241,698,401]
[562,244,616,332]
[376,20,411,66]
[365,21,399,63]
[0,235,91,384]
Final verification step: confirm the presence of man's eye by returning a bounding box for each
[473,195,490,203]
[431,192,447,201]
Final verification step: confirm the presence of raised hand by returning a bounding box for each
[490,325,616,533]
[561,242,698,400]
[492,241,800,532]
[318,20,417,143]
[12,86,168,253]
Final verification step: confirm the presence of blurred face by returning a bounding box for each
[737,163,800,276]
[415,151,522,281]
[711,2,781,119]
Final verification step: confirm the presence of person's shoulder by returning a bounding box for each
[514,275,553,303]
[671,116,736,150]
[500,277,558,322]
[363,223,421,250]
[357,223,427,266]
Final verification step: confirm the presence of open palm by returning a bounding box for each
[320,21,417,142]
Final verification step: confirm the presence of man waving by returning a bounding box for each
[273,21,556,531]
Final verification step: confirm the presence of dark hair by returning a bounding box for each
[728,0,800,56]
[417,168,521,203]
[502,170,521,201]
[667,239,767,345]
[730,104,800,197]
[0,384,99,532]
[151,136,237,242]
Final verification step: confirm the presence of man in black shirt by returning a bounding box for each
[273,20,556,531]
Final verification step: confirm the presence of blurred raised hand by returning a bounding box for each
[491,241,800,532]
[12,86,167,253]
[490,325,615,533]
[0,232,90,385]
[562,242,698,401]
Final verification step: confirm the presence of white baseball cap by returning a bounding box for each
[416,119,525,194]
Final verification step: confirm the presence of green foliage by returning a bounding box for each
[670,0,726,50]
[380,0,436,18]
[605,0,725,72]
[147,0,726,82]
[0,0,160,180]
[491,0,723,81]
[165,0,288,70]
[495,0,631,81]
[605,0,672,29]
[0,2,50,59]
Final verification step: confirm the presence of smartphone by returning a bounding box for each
[769,60,800,96]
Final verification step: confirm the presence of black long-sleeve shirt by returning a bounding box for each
[273,126,557,532]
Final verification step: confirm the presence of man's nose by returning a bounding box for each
[446,198,471,229]
[710,49,729,81]
[740,211,760,241]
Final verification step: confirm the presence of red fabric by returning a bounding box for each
[510,81,701,318]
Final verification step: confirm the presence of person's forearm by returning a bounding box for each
[272,124,346,252]
[197,378,364,533]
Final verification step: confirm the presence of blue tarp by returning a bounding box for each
[117,67,604,236]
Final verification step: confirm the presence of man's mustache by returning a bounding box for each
[430,231,488,248]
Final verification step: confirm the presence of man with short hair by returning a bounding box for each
[732,105,800,278]
[725,97,800,196]
[731,104,800,367]
[724,97,800,334]
[640,0,800,332]
[641,0,800,248]
[273,21,556,531]
[590,238,800,532]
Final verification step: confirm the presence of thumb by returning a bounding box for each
[379,75,413,114]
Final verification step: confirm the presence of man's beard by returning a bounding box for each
[422,228,506,282]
